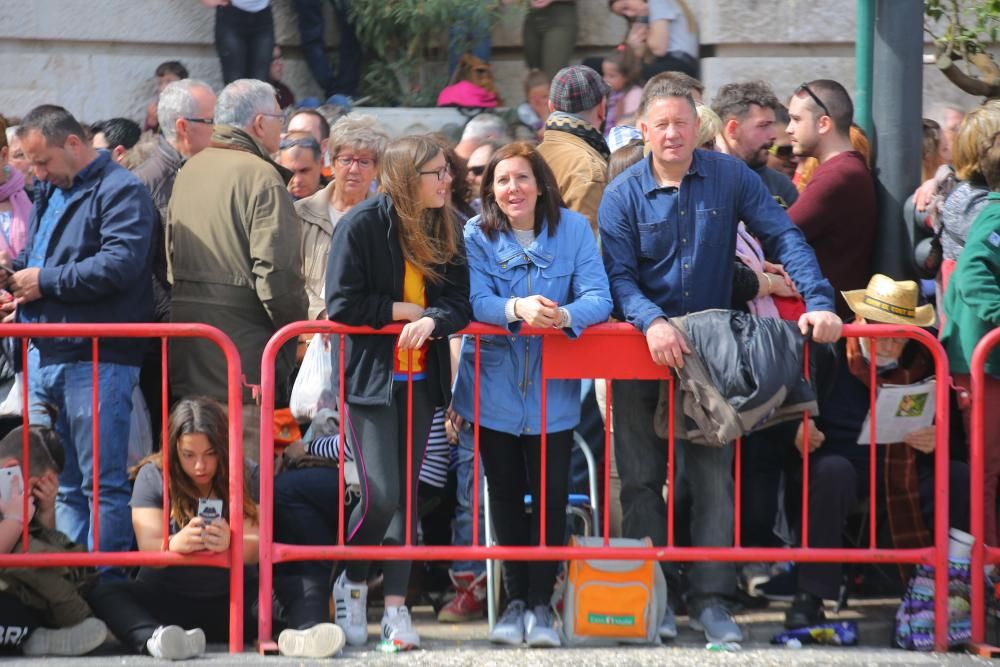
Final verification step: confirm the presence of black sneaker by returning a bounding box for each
[784,591,826,629]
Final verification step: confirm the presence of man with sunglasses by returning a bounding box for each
[787,79,876,318]
[712,80,798,209]
[277,132,323,200]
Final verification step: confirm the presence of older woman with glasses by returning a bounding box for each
[295,113,388,320]
[451,141,611,648]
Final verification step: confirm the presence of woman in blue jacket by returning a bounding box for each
[452,142,612,648]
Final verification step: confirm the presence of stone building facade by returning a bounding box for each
[0,0,988,128]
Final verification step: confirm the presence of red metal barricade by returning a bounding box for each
[257,320,952,651]
[970,326,1000,645]
[0,323,245,654]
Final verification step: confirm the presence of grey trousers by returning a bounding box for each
[611,379,737,613]
[344,381,435,597]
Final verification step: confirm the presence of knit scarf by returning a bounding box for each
[0,167,31,259]
[545,111,611,161]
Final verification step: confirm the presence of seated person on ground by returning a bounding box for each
[781,274,970,629]
[85,397,306,660]
[0,414,109,657]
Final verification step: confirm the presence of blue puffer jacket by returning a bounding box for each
[452,208,612,435]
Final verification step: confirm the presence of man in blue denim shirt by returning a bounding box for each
[598,75,841,643]
[2,105,154,578]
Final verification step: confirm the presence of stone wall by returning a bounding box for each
[0,0,991,128]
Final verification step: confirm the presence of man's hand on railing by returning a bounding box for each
[794,416,825,456]
[798,310,843,344]
[646,317,691,368]
[169,516,207,554]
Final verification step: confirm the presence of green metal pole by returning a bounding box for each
[855,0,875,135]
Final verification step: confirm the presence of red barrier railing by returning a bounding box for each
[970,327,1000,645]
[257,320,952,652]
[0,323,245,653]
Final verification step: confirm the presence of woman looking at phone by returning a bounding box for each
[87,398,324,659]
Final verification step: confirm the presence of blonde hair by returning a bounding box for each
[953,103,1000,182]
[379,135,461,283]
[695,104,721,147]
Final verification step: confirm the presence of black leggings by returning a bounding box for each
[86,576,257,654]
[479,425,573,607]
[344,380,434,597]
[0,592,43,654]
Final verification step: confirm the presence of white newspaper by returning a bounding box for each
[857,379,936,445]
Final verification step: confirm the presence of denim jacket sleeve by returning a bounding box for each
[735,164,836,313]
[598,186,667,333]
[38,177,155,302]
[562,213,612,338]
[465,221,518,332]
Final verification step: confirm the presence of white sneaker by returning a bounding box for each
[488,599,526,645]
[22,617,108,656]
[145,625,205,660]
[278,622,346,658]
[380,606,420,650]
[524,604,560,648]
[333,571,368,646]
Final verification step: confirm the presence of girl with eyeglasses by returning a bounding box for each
[324,134,471,651]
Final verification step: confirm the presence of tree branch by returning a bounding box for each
[937,55,1000,97]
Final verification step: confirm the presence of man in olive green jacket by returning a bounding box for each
[167,79,307,460]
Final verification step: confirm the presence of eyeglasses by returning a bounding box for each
[258,111,285,120]
[768,144,794,158]
[280,137,321,152]
[335,155,376,169]
[419,165,453,181]
[183,117,214,125]
[468,165,486,176]
[796,82,831,119]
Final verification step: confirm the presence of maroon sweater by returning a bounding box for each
[789,150,876,318]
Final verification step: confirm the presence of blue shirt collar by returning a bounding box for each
[640,149,707,195]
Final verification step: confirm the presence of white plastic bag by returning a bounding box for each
[290,334,336,422]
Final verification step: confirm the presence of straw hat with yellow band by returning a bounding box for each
[841,274,936,327]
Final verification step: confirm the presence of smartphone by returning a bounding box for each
[0,466,23,502]
[197,498,223,522]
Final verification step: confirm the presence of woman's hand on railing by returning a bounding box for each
[398,317,435,350]
[203,517,231,553]
[514,295,560,328]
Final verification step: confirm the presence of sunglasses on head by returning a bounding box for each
[796,82,831,119]
[279,137,321,152]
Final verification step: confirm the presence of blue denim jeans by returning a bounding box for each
[611,379,737,614]
[451,425,485,575]
[28,348,139,575]
[215,4,275,84]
